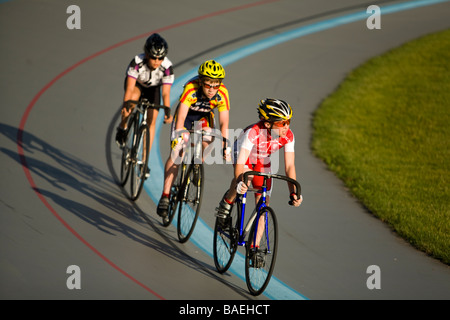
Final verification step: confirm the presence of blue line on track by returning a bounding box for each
[144,0,449,300]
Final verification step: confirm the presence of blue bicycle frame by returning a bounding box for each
[237,178,269,248]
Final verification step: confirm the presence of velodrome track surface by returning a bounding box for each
[1,0,449,300]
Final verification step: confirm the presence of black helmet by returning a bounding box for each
[144,33,168,59]
[257,98,293,122]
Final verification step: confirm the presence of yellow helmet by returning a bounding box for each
[198,60,225,79]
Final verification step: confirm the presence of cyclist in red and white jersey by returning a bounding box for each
[216,98,302,220]
[115,34,174,179]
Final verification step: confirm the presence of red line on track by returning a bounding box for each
[16,0,279,300]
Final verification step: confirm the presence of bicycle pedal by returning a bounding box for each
[116,140,125,149]
[215,208,229,218]
[252,256,265,269]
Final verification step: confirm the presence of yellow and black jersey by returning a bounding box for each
[179,76,230,113]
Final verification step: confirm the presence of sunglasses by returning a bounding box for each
[272,119,290,127]
[150,56,164,61]
[202,82,221,90]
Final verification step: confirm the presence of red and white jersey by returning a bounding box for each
[235,121,295,166]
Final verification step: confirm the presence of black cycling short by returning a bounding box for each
[123,77,161,104]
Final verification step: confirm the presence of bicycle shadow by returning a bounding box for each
[105,112,253,298]
[2,122,251,297]
[1,123,202,269]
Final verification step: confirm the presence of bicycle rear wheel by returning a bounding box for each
[163,162,186,227]
[130,125,149,201]
[177,163,204,243]
[213,195,240,273]
[119,114,137,186]
[245,206,278,296]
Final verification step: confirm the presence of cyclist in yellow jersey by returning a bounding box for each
[157,60,230,218]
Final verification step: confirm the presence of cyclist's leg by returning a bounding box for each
[120,78,141,129]
[216,164,253,222]
[227,157,257,204]
[251,161,272,205]
[162,153,184,194]
[158,155,179,217]
[249,162,272,248]
[197,113,215,161]
[220,139,241,205]
[117,79,140,146]
[142,86,160,156]
[158,114,188,216]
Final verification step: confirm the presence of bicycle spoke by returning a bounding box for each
[130,126,149,201]
[215,227,233,267]
[177,164,203,243]
[245,207,278,296]
[163,163,185,227]
[119,116,136,186]
[213,194,239,273]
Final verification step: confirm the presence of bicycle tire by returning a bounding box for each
[245,206,278,296]
[213,195,240,273]
[177,163,204,243]
[162,162,186,227]
[119,114,137,186]
[130,125,149,201]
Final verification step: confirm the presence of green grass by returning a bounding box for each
[312,29,450,264]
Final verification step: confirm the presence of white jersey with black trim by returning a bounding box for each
[126,53,175,88]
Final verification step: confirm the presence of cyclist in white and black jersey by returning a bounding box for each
[116,34,175,178]
[126,51,174,90]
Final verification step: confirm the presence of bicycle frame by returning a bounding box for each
[182,126,229,164]
[128,98,171,127]
[122,98,170,201]
[174,123,230,243]
[134,102,148,127]
[236,171,301,247]
[213,170,301,295]
[237,185,267,247]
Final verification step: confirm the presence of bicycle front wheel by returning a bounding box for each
[213,196,239,273]
[130,125,149,201]
[119,114,137,186]
[245,206,278,296]
[177,163,204,243]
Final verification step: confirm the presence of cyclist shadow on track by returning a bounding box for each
[0,123,212,270]
[103,110,254,296]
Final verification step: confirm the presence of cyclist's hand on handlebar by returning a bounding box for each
[121,101,133,118]
[289,193,303,207]
[164,114,173,124]
[236,181,248,194]
[222,146,231,161]
[171,131,189,151]
[171,136,183,150]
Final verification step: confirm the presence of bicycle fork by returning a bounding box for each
[238,187,268,247]
[132,110,148,169]
[181,164,202,204]
[181,129,203,204]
